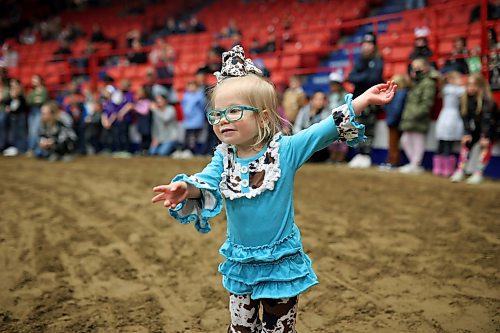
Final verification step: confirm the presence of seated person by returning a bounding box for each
[36,101,77,161]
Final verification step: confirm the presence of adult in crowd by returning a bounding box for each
[347,32,384,168]
[282,75,306,125]
[293,91,331,162]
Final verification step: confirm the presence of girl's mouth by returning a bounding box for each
[221,128,235,134]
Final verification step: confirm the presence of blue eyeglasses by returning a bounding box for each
[206,105,259,125]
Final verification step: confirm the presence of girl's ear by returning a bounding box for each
[259,109,269,126]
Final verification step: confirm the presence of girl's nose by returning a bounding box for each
[219,116,229,125]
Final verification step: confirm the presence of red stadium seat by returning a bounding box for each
[281,55,301,69]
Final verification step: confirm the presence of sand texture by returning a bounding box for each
[0,156,499,332]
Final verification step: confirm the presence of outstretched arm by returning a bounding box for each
[352,80,397,115]
[152,181,201,209]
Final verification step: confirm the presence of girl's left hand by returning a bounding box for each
[365,80,397,105]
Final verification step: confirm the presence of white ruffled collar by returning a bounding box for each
[218,133,281,200]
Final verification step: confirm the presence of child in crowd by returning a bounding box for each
[327,72,349,163]
[26,74,48,153]
[113,79,134,156]
[36,100,77,161]
[84,99,103,155]
[149,93,179,156]
[133,86,152,155]
[181,80,207,155]
[152,45,396,332]
[100,85,118,153]
[380,74,410,170]
[399,57,437,174]
[450,73,498,184]
[433,71,465,176]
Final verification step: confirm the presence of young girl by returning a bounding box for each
[27,74,49,153]
[133,86,152,155]
[450,73,497,184]
[433,71,465,177]
[399,57,437,174]
[151,45,396,332]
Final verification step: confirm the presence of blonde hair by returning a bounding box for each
[390,74,411,89]
[461,73,492,116]
[209,74,288,148]
[42,100,59,116]
[444,71,462,84]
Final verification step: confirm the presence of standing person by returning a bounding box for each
[379,74,410,170]
[151,45,396,332]
[0,78,10,152]
[3,79,28,156]
[64,93,87,155]
[181,80,207,155]
[327,72,348,163]
[26,74,49,154]
[149,94,178,156]
[133,86,152,155]
[113,79,134,156]
[433,71,465,177]
[409,27,433,62]
[450,73,497,184]
[399,57,437,174]
[348,32,384,168]
[282,75,306,125]
[100,85,117,154]
[441,37,469,75]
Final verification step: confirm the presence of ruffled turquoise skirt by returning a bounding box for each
[218,225,318,299]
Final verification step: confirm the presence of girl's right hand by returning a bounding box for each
[152,181,188,209]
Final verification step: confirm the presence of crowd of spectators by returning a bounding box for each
[0,1,498,184]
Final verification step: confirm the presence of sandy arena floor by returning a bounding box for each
[0,156,499,333]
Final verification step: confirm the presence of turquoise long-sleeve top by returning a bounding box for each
[168,95,364,299]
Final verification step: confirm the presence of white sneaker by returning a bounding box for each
[465,173,483,184]
[2,146,18,157]
[450,170,465,183]
[180,149,193,159]
[171,150,182,159]
[357,155,371,169]
[349,154,369,168]
[399,164,423,174]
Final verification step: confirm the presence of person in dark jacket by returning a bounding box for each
[3,79,28,156]
[347,32,384,168]
[441,37,469,75]
[451,73,498,184]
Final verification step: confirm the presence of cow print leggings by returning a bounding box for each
[228,293,298,333]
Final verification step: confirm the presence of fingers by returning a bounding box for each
[373,82,390,91]
[151,192,165,203]
[163,199,179,209]
[153,185,171,193]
